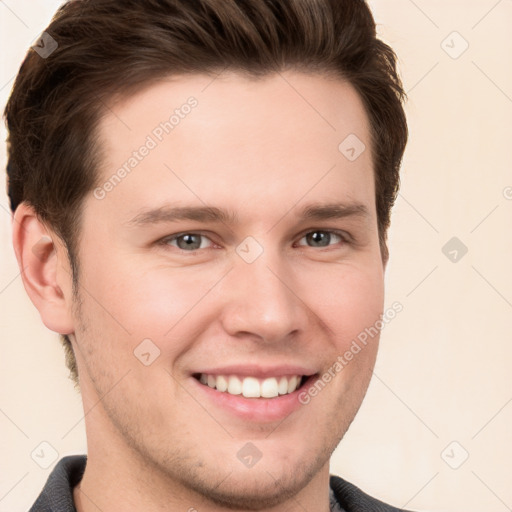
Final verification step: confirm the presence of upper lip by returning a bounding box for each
[192,364,318,379]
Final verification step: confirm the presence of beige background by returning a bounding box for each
[1,1,511,511]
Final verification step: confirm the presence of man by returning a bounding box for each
[5,0,409,510]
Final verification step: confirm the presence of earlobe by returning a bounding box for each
[11,203,75,335]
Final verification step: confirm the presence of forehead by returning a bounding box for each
[91,71,374,223]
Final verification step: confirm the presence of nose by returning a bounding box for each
[218,246,307,344]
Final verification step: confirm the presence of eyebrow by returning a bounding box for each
[126,201,370,227]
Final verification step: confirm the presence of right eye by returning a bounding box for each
[158,232,215,252]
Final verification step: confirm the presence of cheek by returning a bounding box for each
[77,257,225,349]
[307,261,384,344]
[328,265,384,399]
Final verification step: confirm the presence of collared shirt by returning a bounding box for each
[30,456,411,512]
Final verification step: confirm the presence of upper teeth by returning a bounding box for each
[198,374,302,398]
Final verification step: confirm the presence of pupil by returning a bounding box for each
[308,231,329,247]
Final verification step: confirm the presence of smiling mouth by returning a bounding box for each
[193,373,314,399]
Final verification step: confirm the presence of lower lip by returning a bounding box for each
[191,375,317,422]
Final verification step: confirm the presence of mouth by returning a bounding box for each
[190,370,320,422]
[192,373,314,399]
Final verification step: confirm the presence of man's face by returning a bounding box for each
[70,71,384,508]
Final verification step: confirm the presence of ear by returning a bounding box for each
[11,203,75,335]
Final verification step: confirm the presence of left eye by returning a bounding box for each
[296,230,345,248]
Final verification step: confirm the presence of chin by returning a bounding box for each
[178,460,322,511]
[151,430,336,511]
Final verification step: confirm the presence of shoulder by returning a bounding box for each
[30,455,86,512]
[330,474,415,512]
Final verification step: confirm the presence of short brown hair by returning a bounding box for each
[4,0,408,385]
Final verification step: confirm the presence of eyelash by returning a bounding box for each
[157,229,351,252]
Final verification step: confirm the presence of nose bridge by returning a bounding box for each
[220,240,305,341]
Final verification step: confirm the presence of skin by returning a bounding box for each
[13,70,386,512]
